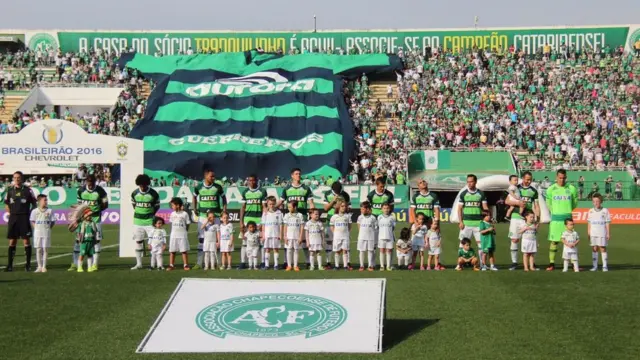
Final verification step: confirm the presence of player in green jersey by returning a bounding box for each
[505,172,540,271]
[279,168,314,268]
[69,175,108,271]
[192,169,227,269]
[410,179,440,224]
[545,169,578,271]
[457,174,489,266]
[367,177,395,217]
[131,174,160,270]
[76,209,100,273]
[239,174,267,269]
[323,181,351,269]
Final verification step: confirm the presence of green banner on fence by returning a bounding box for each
[1,185,410,210]
[20,25,639,56]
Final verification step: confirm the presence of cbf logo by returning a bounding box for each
[42,123,63,145]
[116,141,128,160]
[195,293,347,339]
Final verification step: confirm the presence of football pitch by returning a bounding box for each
[1,222,639,360]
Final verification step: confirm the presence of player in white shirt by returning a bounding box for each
[426,221,443,271]
[411,213,428,270]
[218,212,234,270]
[244,222,261,270]
[201,211,219,270]
[283,201,305,271]
[396,228,412,268]
[261,196,284,270]
[148,217,167,270]
[357,202,377,271]
[377,203,396,271]
[518,211,538,272]
[587,194,611,271]
[305,209,325,270]
[30,195,55,273]
[330,200,352,270]
[167,198,191,271]
[561,219,580,273]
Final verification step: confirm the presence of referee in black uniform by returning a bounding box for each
[3,171,37,272]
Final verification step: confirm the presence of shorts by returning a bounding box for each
[548,220,568,242]
[33,233,51,248]
[357,239,375,252]
[246,246,259,257]
[428,246,441,256]
[521,239,537,254]
[590,236,607,247]
[459,226,481,242]
[7,215,31,239]
[80,241,95,257]
[308,242,324,251]
[133,225,154,242]
[412,243,425,252]
[562,247,578,261]
[203,240,217,252]
[508,218,525,240]
[285,238,301,250]
[219,239,234,252]
[264,237,281,249]
[198,217,220,238]
[378,239,394,250]
[169,237,190,253]
[333,238,350,252]
[396,251,411,259]
[481,239,496,254]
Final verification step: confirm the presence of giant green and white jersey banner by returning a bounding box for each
[117,50,401,180]
[17,25,640,56]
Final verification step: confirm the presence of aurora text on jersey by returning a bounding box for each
[458,189,487,227]
[511,185,539,220]
[194,182,227,217]
[77,186,108,223]
[367,189,394,216]
[281,184,313,217]
[411,191,440,219]
[240,187,267,224]
[131,188,161,226]
[118,50,402,180]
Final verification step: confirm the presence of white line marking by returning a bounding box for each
[0,243,119,269]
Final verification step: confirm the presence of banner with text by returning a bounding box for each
[19,25,640,56]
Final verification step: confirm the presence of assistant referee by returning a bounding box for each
[3,171,37,272]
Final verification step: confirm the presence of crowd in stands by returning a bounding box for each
[1,43,639,192]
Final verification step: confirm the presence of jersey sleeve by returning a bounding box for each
[151,189,161,211]
[433,193,441,207]
[329,215,336,226]
[480,190,487,203]
[216,184,227,206]
[29,209,36,222]
[261,213,266,224]
[545,184,554,210]
[280,186,289,202]
[76,187,84,204]
[410,192,418,208]
[605,209,611,222]
[261,188,268,204]
[357,215,363,225]
[366,190,374,204]
[193,184,201,196]
[185,212,191,225]
[570,185,578,209]
[239,188,248,203]
[458,190,467,203]
[130,190,137,207]
[48,210,56,226]
[386,190,395,206]
[323,190,331,204]
[480,221,487,231]
[531,187,539,202]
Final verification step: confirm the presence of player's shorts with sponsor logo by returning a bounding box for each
[133,225,154,242]
[590,236,607,247]
[508,218,526,240]
[169,236,190,253]
[459,226,481,242]
[562,246,578,261]
[332,237,350,252]
[377,238,394,250]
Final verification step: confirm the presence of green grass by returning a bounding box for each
[1,222,639,360]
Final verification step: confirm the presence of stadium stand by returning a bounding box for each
[1,44,639,196]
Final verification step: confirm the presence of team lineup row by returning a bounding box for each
[6,168,611,273]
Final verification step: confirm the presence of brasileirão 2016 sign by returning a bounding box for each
[17,25,640,56]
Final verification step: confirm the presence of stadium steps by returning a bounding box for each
[0,93,28,124]
[369,81,398,137]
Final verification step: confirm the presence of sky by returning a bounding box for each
[2,0,640,31]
